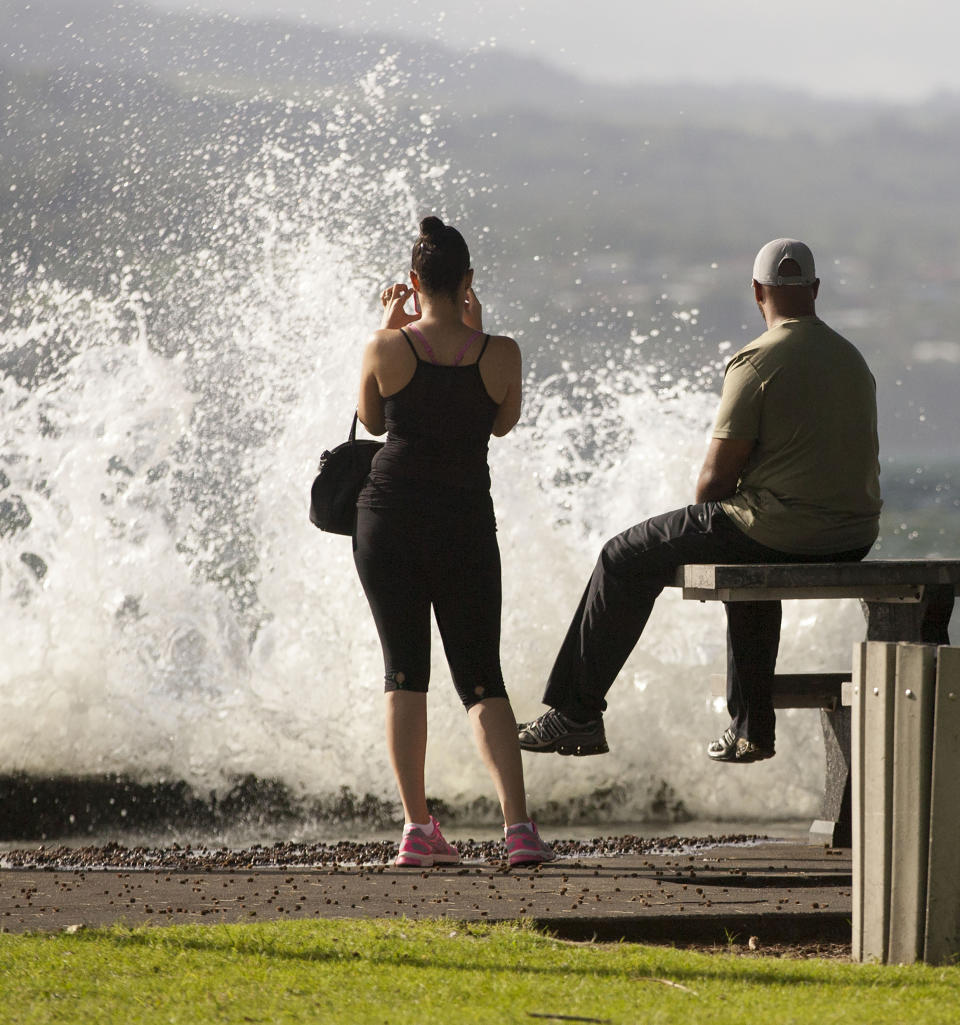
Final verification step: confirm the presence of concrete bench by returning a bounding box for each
[669,560,960,846]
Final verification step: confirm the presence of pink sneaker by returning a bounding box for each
[505,821,556,867]
[395,816,460,867]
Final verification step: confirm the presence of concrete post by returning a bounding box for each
[811,705,851,847]
[858,641,897,963]
[924,647,960,964]
[887,644,937,964]
[850,643,868,961]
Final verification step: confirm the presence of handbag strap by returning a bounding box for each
[349,411,359,443]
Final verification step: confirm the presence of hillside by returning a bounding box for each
[2,0,959,454]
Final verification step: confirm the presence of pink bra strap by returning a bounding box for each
[453,329,483,365]
[407,325,482,366]
[406,325,438,364]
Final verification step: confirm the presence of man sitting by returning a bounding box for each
[519,238,881,763]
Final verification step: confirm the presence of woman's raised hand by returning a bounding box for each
[462,286,483,331]
[379,283,420,330]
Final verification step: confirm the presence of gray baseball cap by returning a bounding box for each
[752,238,817,286]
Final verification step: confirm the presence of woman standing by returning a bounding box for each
[354,216,553,868]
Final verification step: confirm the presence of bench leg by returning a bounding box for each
[862,585,954,645]
[809,705,852,847]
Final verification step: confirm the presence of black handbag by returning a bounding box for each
[309,412,384,535]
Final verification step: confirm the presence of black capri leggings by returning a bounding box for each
[353,503,509,708]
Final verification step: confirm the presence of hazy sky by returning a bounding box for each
[148,0,957,103]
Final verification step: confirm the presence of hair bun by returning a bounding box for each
[410,217,469,299]
[419,215,446,238]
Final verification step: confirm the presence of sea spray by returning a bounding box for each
[0,61,868,837]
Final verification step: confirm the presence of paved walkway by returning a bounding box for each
[1,841,851,945]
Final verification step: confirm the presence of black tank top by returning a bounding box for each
[357,329,498,511]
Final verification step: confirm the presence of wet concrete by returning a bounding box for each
[0,838,852,947]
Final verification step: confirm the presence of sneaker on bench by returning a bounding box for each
[517,708,608,756]
[706,727,738,761]
[734,738,775,763]
[707,727,774,763]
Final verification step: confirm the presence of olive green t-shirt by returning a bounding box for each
[713,316,881,555]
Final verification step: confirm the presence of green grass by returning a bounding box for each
[1,919,958,1024]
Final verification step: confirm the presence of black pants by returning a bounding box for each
[543,502,871,746]
[353,504,508,709]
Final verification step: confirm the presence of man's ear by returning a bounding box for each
[811,278,820,299]
[752,279,764,304]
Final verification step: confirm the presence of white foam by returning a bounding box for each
[0,68,868,824]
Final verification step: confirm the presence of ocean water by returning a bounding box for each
[1,60,953,842]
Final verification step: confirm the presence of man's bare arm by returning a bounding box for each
[695,437,755,503]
